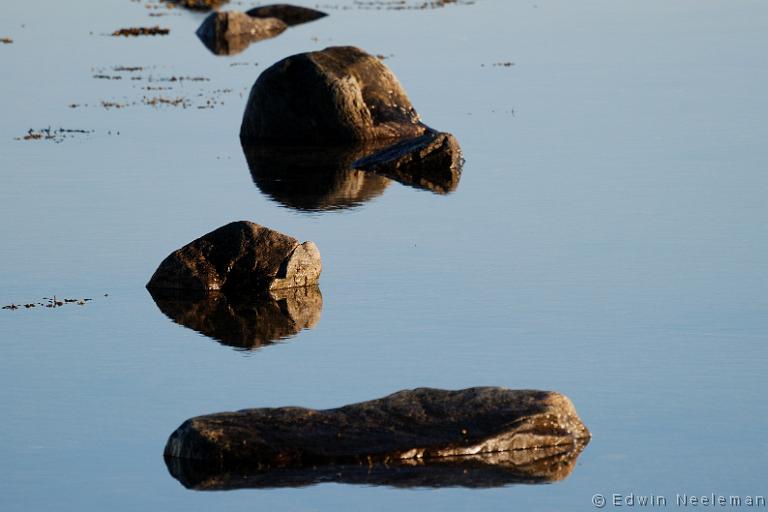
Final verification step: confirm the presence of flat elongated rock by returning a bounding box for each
[164,388,590,473]
[147,221,321,292]
[246,4,327,26]
[197,11,287,55]
[148,286,322,350]
[240,46,427,144]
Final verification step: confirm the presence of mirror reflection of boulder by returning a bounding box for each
[149,286,322,350]
[243,143,391,212]
[243,131,461,212]
[165,439,587,490]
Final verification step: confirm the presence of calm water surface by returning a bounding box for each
[1,1,767,510]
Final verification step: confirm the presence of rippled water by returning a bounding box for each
[1,1,767,510]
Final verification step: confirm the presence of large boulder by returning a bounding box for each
[197,11,287,55]
[164,388,590,475]
[148,286,322,350]
[240,46,428,144]
[146,221,321,293]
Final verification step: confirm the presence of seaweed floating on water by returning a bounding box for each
[15,127,94,143]
[3,296,96,311]
[112,26,170,37]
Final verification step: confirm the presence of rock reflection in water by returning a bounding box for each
[243,143,391,211]
[165,440,587,490]
[149,286,322,350]
[243,130,462,212]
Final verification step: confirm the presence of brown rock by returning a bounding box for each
[148,286,322,350]
[146,221,321,293]
[164,387,590,474]
[196,11,287,55]
[167,0,229,11]
[240,46,427,144]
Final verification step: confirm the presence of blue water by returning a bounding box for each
[1,0,766,510]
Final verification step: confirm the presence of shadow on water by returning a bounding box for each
[243,130,463,212]
[148,286,322,350]
[165,441,588,490]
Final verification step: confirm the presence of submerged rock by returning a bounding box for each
[246,4,327,26]
[148,286,322,350]
[146,221,321,293]
[240,46,427,144]
[164,388,590,476]
[196,11,287,55]
[167,440,588,489]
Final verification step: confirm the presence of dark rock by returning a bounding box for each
[166,440,588,489]
[146,221,321,293]
[246,4,327,26]
[354,130,463,194]
[167,0,229,11]
[240,46,427,144]
[164,388,590,476]
[196,11,287,56]
[243,143,391,211]
[148,286,322,350]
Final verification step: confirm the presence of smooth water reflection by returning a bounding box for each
[149,286,322,350]
[165,441,587,490]
[243,134,461,213]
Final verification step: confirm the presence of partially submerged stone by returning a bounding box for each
[148,286,322,350]
[246,4,327,26]
[167,440,588,489]
[166,0,229,11]
[146,221,321,293]
[164,388,590,476]
[354,130,463,194]
[240,46,427,144]
[196,11,287,56]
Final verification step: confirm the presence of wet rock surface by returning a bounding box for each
[246,4,328,26]
[196,11,287,56]
[240,46,427,144]
[146,221,321,292]
[149,286,322,350]
[167,440,588,489]
[164,388,590,476]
